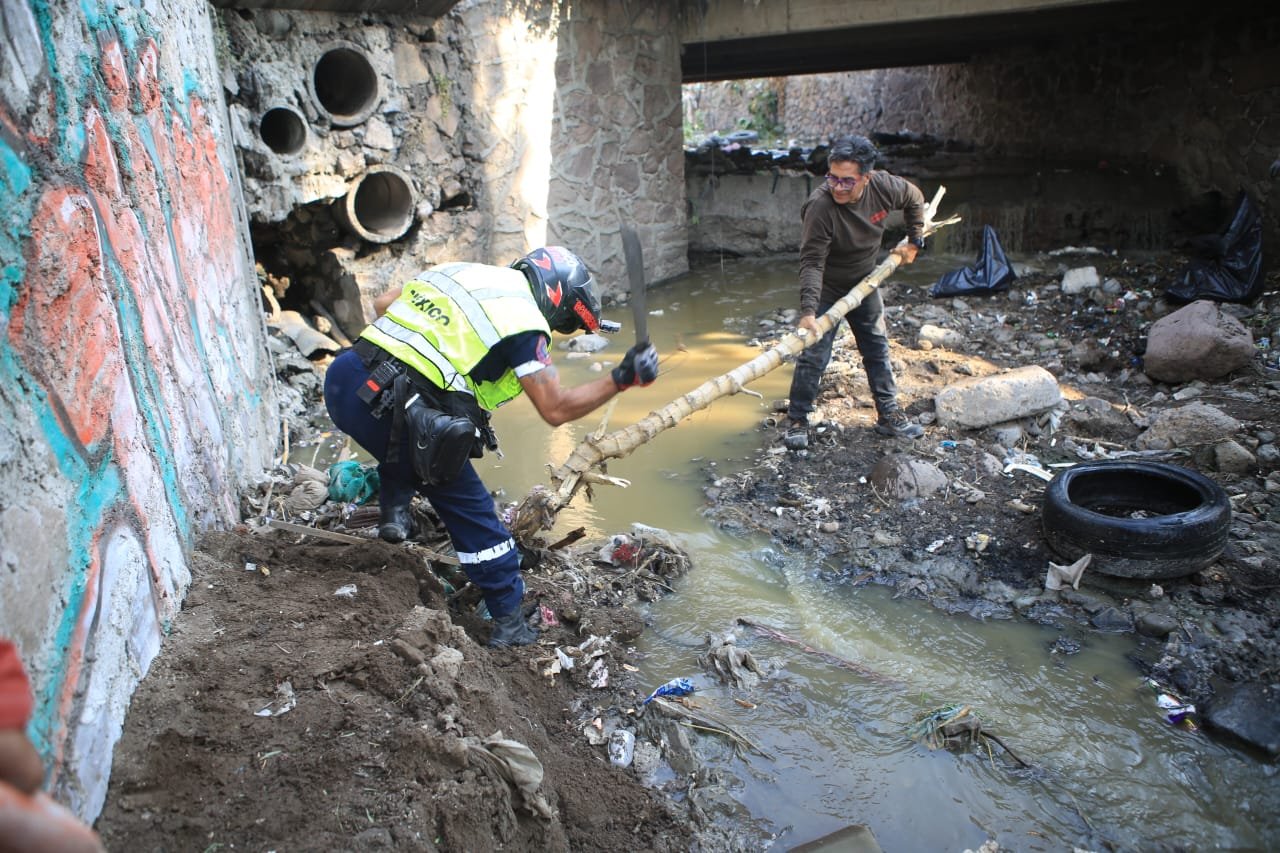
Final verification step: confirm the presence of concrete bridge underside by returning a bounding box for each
[680,0,1185,81]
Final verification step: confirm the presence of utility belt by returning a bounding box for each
[353,339,499,486]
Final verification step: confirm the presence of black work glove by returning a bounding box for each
[611,343,658,390]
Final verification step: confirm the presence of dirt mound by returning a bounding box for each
[96,530,691,851]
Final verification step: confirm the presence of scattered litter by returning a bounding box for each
[908,704,1028,767]
[327,460,379,505]
[1003,462,1054,482]
[1045,554,1090,591]
[254,680,297,717]
[466,732,555,818]
[642,676,695,705]
[1145,678,1198,730]
[334,584,357,598]
[538,603,560,627]
[926,537,950,553]
[700,633,764,689]
[965,532,992,553]
[1007,498,1036,514]
[607,728,635,768]
[598,534,641,565]
[589,657,609,688]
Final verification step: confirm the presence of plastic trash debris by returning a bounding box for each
[965,532,992,553]
[1145,678,1198,730]
[1003,462,1054,482]
[254,680,297,717]
[1165,190,1264,304]
[334,584,357,598]
[598,534,641,565]
[642,676,694,705]
[1045,554,1091,591]
[327,460,380,504]
[589,657,609,689]
[929,225,1017,298]
[608,729,636,768]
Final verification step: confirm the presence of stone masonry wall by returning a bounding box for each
[0,0,276,819]
[546,0,688,292]
[220,0,685,338]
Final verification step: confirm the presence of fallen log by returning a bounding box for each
[512,188,959,537]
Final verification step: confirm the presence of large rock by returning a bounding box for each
[1204,682,1280,756]
[934,365,1062,430]
[1143,300,1255,383]
[1135,402,1241,450]
[867,455,947,500]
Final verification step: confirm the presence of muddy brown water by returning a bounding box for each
[355,254,1278,850]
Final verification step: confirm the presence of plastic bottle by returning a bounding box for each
[608,729,635,768]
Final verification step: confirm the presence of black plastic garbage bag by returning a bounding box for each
[1165,190,1263,304]
[929,225,1016,298]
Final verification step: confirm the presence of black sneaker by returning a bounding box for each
[875,410,924,439]
[378,502,417,543]
[489,610,539,647]
[783,420,809,451]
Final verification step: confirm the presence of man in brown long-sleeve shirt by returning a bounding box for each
[784,135,926,449]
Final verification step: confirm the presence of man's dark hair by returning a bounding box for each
[828,135,879,173]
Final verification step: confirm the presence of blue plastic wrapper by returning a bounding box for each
[642,677,694,705]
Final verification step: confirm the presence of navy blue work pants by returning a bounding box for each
[323,349,524,618]
[786,289,898,422]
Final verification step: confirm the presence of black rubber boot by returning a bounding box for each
[378,501,417,543]
[488,610,538,647]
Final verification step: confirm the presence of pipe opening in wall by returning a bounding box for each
[333,166,416,244]
[259,106,307,155]
[311,45,380,127]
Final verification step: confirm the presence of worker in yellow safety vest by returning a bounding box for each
[324,247,658,646]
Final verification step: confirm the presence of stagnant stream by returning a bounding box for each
[475,253,1279,850]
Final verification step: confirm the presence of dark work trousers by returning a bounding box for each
[323,349,524,619]
[786,288,899,423]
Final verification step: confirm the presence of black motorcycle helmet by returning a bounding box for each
[512,246,606,334]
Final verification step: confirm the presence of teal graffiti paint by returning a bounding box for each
[96,230,192,543]
[0,139,35,312]
[78,0,100,28]
[28,459,123,761]
[0,335,117,758]
[29,0,78,165]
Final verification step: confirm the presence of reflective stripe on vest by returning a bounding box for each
[359,264,549,409]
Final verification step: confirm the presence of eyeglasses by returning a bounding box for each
[826,173,862,190]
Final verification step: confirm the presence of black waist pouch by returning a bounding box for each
[403,394,478,486]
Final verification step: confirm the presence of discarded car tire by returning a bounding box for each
[1041,461,1231,580]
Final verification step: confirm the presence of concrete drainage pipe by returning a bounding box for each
[333,166,417,244]
[258,106,307,156]
[310,43,380,127]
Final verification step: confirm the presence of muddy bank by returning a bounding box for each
[702,249,1280,756]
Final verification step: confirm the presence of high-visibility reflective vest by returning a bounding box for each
[359,262,549,410]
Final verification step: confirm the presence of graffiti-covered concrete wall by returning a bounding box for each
[0,0,276,819]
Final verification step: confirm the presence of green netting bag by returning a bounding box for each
[327,460,380,505]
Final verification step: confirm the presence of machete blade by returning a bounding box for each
[620,225,648,347]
